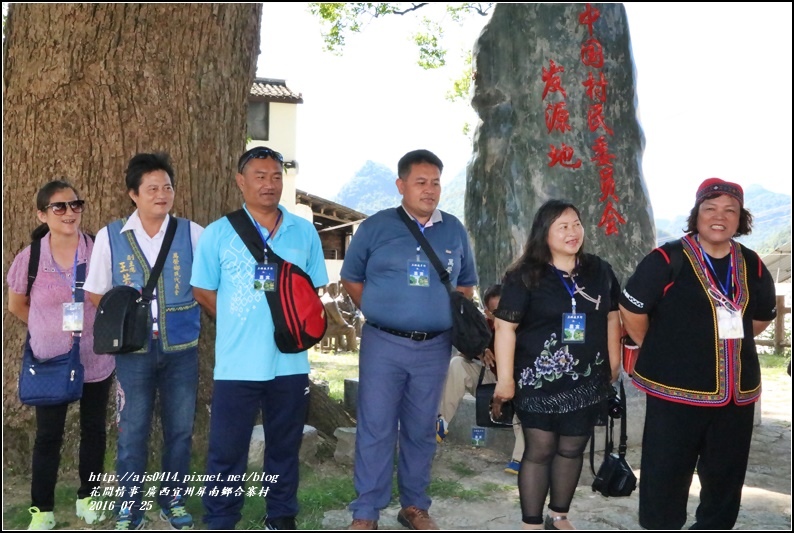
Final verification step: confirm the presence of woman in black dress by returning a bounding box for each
[493,200,621,530]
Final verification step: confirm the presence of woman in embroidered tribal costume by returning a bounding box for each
[620,178,777,530]
[492,200,621,530]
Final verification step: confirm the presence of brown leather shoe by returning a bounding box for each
[397,506,439,530]
[349,518,378,530]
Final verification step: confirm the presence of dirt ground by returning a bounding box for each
[322,372,792,530]
[3,374,790,530]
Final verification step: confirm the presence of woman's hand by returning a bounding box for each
[492,378,515,419]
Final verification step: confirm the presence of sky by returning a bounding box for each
[258,2,793,220]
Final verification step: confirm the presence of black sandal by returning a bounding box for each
[544,514,568,530]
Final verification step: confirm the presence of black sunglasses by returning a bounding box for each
[43,200,86,215]
[237,147,284,173]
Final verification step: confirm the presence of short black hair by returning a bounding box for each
[397,149,443,179]
[125,152,175,194]
[482,284,502,309]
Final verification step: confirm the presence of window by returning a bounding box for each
[247,101,270,141]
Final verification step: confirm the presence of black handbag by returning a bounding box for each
[591,380,637,497]
[18,262,87,407]
[475,365,514,427]
[94,217,177,354]
[397,207,491,358]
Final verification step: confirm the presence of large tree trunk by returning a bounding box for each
[2,3,262,471]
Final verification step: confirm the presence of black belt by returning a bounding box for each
[368,323,444,342]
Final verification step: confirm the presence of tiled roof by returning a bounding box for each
[250,77,303,103]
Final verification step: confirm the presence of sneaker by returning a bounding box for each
[114,509,144,530]
[27,507,55,531]
[504,459,521,475]
[435,415,448,443]
[159,497,194,530]
[264,515,297,530]
[76,496,106,525]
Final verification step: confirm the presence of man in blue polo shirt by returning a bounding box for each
[341,149,478,530]
[190,146,328,530]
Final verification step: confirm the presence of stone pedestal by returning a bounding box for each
[344,378,359,417]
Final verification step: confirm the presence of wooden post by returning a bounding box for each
[775,295,786,353]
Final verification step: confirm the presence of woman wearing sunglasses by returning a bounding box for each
[7,180,115,530]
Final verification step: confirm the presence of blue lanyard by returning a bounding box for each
[699,243,733,299]
[553,266,577,313]
[51,245,79,301]
[246,207,282,262]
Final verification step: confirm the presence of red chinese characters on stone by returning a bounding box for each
[598,201,626,235]
[548,143,582,169]
[582,71,608,103]
[590,136,615,166]
[545,102,572,134]
[581,38,604,68]
[587,104,614,136]
[578,3,600,37]
[541,59,567,100]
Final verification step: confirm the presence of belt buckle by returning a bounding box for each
[411,331,428,341]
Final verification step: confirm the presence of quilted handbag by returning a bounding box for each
[19,333,84,407]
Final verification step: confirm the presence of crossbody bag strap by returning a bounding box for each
[226,209,287,265]
[140,216,178,302]
[617,379,629,458]
[477,364,487,387]
[26,238,42,297]
[396,206,454,294]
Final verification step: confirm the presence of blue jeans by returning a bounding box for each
[114,340,198,518]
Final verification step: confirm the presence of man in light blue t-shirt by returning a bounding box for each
[341,149,478,530]
[190,146,328,530]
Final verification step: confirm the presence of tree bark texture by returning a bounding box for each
[467,3,655,288]
[2,3,261,470]
[307,381,356,439]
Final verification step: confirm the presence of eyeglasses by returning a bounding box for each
[237,147,284,173]
[43,200,86,215]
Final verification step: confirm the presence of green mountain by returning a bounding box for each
[334,161,400,215]
[333,160,467,218]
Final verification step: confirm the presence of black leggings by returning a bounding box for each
[518,427,591,524]
[31,374,113,511]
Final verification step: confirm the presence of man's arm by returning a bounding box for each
[86,292,102,308]
[341,280,363,309]
[193,288,217,318]
[456,286,475,299]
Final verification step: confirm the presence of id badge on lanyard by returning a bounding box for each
[63,302,84,331]
[408,261,430,287]
[562,312,586,343]
[717,306,744,339]
[255,263,278,292]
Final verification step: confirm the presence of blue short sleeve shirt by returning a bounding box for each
[190,205,329,381]
[341,207,478,332]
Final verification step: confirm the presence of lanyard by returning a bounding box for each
[553,266,577,313]
[247,207,282,263]
[51,246,79,301]
[698,241,734,299]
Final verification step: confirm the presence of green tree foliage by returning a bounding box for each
[309,2,492,69]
